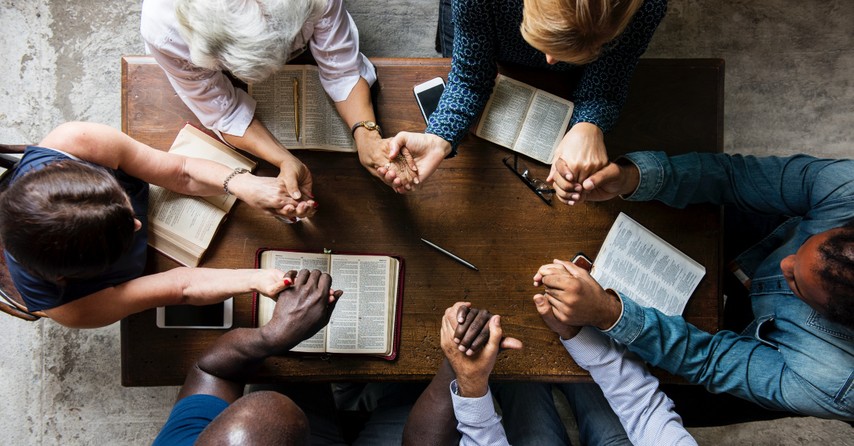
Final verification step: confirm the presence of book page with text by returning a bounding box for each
[148,185,225,251]
[475,75,535,149]
[251,68,302,148]
[258,250,332,352]
[591,213,705,316]
[326,255,393,355]
[301,68,354,151]
[513,91,573,164]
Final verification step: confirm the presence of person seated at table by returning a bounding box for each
[403,302,640,446]
[0,122,314,328]
[534,151,854,420]
[141,0,402,199]
[153,269,341,445]
[379,0,667,197]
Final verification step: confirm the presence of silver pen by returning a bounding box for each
[420,238,479,271]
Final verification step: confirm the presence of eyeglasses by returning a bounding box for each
[502,155,554,205]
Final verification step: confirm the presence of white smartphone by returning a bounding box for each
[413,77,446,124]
[156,298,234,329]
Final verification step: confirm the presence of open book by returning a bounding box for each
[249,65,355,152]
[591,213,706,316]
[147,124,256,267]
[475,74,574,164]
[254,249,404,360]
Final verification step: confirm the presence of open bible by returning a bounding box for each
[475,74,574,164]
[591,213,706,316]
[147,124,256,267]
[249,65,355,152]
[254,249,404,360]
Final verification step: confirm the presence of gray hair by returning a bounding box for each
[176,0,328,83]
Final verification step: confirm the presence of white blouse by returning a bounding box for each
[140,0,376,137]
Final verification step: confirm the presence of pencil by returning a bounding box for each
[293,77,300,141]
[420,238,479,271]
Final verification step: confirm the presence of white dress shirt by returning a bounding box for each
[449,381,510,446]
[140,0,376,137]
[562,327,697,446]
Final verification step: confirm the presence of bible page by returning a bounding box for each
[258,250,332,352]
[475,75,534,149]
[325,255,395,355]
[300,67,354,151]
[591,213,705,316]
[147,185,225,264]
[513,91,573,164]
[250,68,302,148]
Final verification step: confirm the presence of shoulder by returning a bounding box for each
[634,0,668,27]
[140,0,187,55]
[8,146,77,184]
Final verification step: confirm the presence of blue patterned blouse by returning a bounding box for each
[426,0,667,151]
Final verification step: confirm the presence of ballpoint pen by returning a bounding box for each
[293,77,300,141]
[420,238,479,271]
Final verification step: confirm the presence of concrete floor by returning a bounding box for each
[0,0,852,444]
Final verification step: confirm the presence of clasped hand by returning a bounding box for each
[548,122,608,205]
[532,259,622,337]
[376,132,451,194]
[259,269,343,354]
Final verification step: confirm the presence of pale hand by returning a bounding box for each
[277,155,314,201]
[231,174,316,219]
[356,136,419,190]
[253,268,293,297]
[580,161,641,202]
[440,303,522,398]
[378,132,451,194]
[533,259,622,330]
[548,122,608,205]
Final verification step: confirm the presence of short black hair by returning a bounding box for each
[0,160,136,281]
[816,221,854,329]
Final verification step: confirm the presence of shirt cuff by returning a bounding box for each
[449,380,498,426]
[602,292,646,346]
[621,151,666,202]
[561,326,611,367]
[213,89,256,137]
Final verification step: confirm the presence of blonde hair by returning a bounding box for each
[521,0,644,64]
[176,0,328,83]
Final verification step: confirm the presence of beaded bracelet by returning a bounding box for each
[223,167,250,195]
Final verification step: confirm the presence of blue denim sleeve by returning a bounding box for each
[605,294,837,417]
[622,151,854,221]
[570,0,667,131]
[426,0,498,150]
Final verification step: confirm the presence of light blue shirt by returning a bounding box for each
[608,151,854,420]
[449,381,510,446]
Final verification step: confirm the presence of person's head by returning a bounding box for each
[175,0,328,83]
[520,0,644,65]
[0,161,137,282]
[780,223,854,329]
[196,391,310,446]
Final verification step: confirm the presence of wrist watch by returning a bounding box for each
[351,120,383,138]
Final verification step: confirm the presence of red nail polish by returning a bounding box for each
[312,202,319,209]
[283,278,292,287]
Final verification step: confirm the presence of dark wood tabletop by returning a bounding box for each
[121,56,724,386]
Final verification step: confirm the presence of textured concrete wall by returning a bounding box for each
[0,1,853,444]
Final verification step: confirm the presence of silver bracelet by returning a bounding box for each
[223,167,250,195]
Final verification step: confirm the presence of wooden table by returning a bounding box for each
[121,56,724,386]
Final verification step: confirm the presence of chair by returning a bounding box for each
[0,144,42,321]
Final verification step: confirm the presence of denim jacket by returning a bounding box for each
[605,151,854,420]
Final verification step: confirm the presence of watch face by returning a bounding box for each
[365,121,377,130]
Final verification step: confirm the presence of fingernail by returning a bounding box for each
[312,202,319,209]
[534,295,542,304]
[466,349,474,356]
[453,337,460,343]
[458,345,466,352]
[283,278,292,287]
[414,177,420,185]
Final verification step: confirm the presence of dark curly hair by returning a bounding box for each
[816,221,854,329]
[0,160,136,281]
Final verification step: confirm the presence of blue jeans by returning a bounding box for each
[556,383,631,446]
[491,382,570,446]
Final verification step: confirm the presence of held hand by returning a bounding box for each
[548,123,608,205]
[277,155,314,201]
[533,259,622,330]
[378,132,451,194]
[253,268,297,297]
[357,136,419,189]
[260,269,344,353]
[231,174,316,219]
[580,161,641,202]
[451,302,523,355]
[440,307,521,398]
[533,293,581,340]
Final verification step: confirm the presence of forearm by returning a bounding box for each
[222,118,299,168]
[333,78,385,153]
[403,359,460,446]
[564,327,696,446]
[178,327,278,403]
